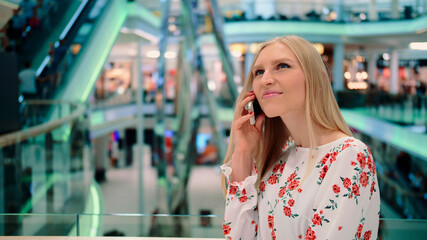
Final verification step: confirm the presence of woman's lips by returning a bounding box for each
[263,90,282,99]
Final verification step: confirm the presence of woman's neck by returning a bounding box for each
[281,111,348,148]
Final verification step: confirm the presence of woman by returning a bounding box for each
[221,35,380,239]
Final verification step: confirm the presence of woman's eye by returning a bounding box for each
[278,63,290,69]
[255,70,264,76]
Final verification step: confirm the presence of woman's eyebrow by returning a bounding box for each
[252,57,294,71]
[253,57,295,70]
[252,64,263,71]
[271,57,294,65]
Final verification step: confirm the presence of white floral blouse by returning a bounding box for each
[221,137,380,240]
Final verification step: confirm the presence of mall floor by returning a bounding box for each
[98,145,224,237]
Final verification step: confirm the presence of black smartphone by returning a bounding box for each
[248,97,262,125]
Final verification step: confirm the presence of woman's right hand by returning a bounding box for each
[230,91,265,181]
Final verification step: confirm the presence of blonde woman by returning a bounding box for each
[221,36,380,239]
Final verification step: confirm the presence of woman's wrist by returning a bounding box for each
[230,150,253,182]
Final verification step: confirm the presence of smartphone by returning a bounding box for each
[247,98,262,125]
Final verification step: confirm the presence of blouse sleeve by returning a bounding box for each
[221,162,259,239]
[306,143,380,240]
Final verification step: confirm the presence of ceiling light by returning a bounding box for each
[344,72,351,80]
[382,53,390,61]
[146,50,160,58]
[409,42,427,50]
[231,50,242,58]
[312,43,324,55]
[164,51,177,59]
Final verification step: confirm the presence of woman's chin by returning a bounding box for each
[264,111,280,119]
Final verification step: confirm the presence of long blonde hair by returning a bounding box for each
[222,35,352,194]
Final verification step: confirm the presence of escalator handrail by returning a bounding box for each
[0,101,85,148]
[36,0,93,76]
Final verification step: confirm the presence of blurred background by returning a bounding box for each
[0,0,426,238]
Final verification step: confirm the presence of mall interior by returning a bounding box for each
[0,0,426,238]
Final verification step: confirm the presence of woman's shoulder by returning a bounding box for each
[326,137,374,168]
[336,137,372,155]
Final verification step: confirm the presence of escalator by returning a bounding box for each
[45,0,159,104]
[4,0,77,70]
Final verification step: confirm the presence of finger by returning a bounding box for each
[239,94,255,113]
[243,90,254,97]
[255,112,265,130]
[235,111,254,129]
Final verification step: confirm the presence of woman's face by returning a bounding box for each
[251,41,306,119]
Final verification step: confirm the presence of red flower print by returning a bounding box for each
[321,157,327,165]
[343,178,351,188]
[283,206,292,217]
[360,172,369,187]
[288,199,295,207]
[351,161,356,166]
[320,165,328,179]
[229,185,237,195]
[280,163,286,174]
[312,213,322,225]
[242,188,247,195]
[330,151,338,163]
[289,180,300,190]
[342,143,351,150]
[254,164,258,174]
[320,210,323,214]
[278,187,287,198]
[239,195,248,203]
[222,224,231,235]
[333,184,340,194]
[372,162,376,175]
[298,188,303,193]
[356,224,363,239]
[367,155,372,166]
[251,220,255,224]
[259,181,266,192]
[287,172,297,182]
[299,235,302,239]
[272,163,280,173]
[321,153,330,164]
[352,184,360,196]
[271,230,276,240]
[268,215,274,229]
[370,181,375,194]
[268,174,278,185]
[338,226,342,231]
[357,152,366,168]
[363,230,372,240]
[305,227,317,240]
[255,224,258,233]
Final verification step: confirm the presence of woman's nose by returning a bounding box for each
[261,71,274,85]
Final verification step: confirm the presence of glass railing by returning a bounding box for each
[352,130,427,219]
[353,93,426,131]
[219,0,427,23]
[91,89,137,110]
[338,91,427,133]
[0,213,426,239]
[0,101,92,232]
